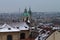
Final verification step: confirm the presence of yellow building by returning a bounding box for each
[0,22,30,40]
[46,31,60,40]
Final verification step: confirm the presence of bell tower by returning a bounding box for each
[28,7,32,16]
[23,8,30,22]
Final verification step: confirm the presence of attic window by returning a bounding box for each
[38,27,40,28]
[8,28,11,30]
[32,29,34,30]
[38,37,40,38]
[25,27,27,28]
[24,26,27,28]
[17,27,19,29]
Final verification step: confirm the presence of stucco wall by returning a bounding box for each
[46,31,60,40]
[55,31,60,40]
[0,32,20,40]
[0,30,29,40]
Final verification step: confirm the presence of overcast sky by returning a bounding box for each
[0,0,60,13]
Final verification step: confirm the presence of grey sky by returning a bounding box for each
[0,0,60,13]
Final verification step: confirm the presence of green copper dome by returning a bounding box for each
[23,13,30,17]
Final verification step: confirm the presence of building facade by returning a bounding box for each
[0,22,30,40]
[46,31,60,40]
[0,31,29,40]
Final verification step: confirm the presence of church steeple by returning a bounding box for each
[23,8,30,17]
[24,8,27,13]
[23,8,30,22]
[28,7,32,16]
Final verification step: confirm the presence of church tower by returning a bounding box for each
[28,7,32,16]
[23,8,30,23]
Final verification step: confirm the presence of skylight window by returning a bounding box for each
[25,27,27,28]
[24,26,27,28]
[8,28,11,30]
[17,27,19,29]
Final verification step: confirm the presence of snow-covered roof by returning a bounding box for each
[53,27,60,30]
[18,22,29,30]
[0,23,20,32]
[30,27,35,29]
[0,25,3,29]
[35,30,50,40]
[9,22,29,30]
[39,23,43,25]
[0,22,29,32]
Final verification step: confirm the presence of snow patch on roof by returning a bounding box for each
[0,23,20,32]
[0,22,29,32]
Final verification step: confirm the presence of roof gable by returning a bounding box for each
[0,23,19,32]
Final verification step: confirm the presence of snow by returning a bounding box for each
[19,22,29,30]
[0,23,20,32]
[38,29,43,32]
[53,27,60,30]
[31,27,35,29]
[13,22,29,30]
[39,23,43,25]
[0,25,3,29]
[0,22,29,32]
[42,33,48,37]
[27,20,30,23]
[0,28,19,32]
[35,37,38,40]
[35,30,49,40]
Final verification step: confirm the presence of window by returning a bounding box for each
[32,29,34,30]
[7,35,12,40]
[24,26,27,28]
[20,33,25,39]
[25,27,27,28]
[8,28,11,30]
[17,27,19,29]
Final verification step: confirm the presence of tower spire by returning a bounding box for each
[28,7,32,16]
[23,8,31,23]
[24,8,27,13]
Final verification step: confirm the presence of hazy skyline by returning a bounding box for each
[0,0,60,13]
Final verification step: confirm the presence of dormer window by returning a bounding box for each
[25,27,27,28]
[32,29,34,30]
[24,26,27,28]
[8,28,11,30]
[17,27,19,29]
